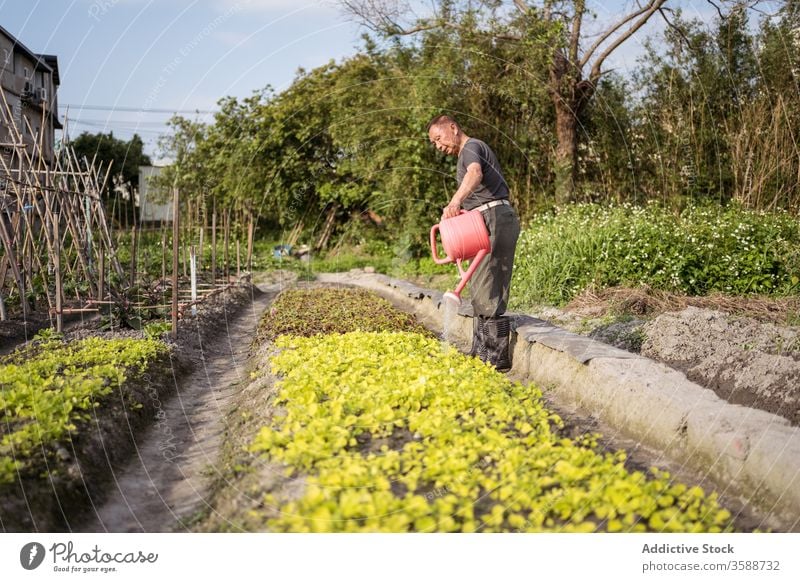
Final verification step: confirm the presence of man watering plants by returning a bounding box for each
[427,114,521,371]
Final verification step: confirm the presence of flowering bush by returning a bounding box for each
[511,202,800,306]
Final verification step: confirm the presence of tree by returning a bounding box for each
[71,131,151,196]
[71,131,151,225]
[340,0,667,203]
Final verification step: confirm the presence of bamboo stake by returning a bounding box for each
[246,212,254,272]
[98,247,105,303]
[161,230,166,284]
[190,245,197,316]
[224,207,230,282]
[236,239,241,279]
[182,240,187,278]
[0,201,27,318]
[54,214,62,333]
[171,188,179,339]
[130,225,137,287]
[211,199,217,288]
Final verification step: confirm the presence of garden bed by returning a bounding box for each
[0,334,175,532]
[194,286,739,533]
[0,279,258,532]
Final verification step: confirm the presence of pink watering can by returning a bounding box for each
[430,210,491,305]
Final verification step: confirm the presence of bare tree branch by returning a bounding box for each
[569,2,584,66]
[588,0,667,85]
[340,0,420,34]
[512,0,529,14]
[340,0,523,39]
[705,0,724,19]
[657,6,694,48]
[579,0,662,69]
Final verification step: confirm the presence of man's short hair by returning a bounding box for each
[427,114,459,132]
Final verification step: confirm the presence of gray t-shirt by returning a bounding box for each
[456,138,510,210]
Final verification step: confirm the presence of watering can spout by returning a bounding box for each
[443,291,461,306]
[430,210,491,304]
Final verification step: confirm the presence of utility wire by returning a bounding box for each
[61,104,218,114]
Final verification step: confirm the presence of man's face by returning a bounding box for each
[428,123,459,156]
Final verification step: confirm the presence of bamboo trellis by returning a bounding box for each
[1,84,256,337]
[0,84,124,330]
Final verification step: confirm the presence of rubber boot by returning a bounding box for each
[469,316,486,359]
[483,316,512,372]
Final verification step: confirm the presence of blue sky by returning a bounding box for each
[0,1,740,159]
[1,0,364,157]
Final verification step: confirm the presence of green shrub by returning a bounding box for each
[250,331,734,532]
[510,202,800,307]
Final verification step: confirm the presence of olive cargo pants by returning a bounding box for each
[469,204,520,318]
[468,204,520,371]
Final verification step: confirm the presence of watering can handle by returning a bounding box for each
[430,224,452,265]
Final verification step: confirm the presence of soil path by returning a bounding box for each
[78,284,279,532]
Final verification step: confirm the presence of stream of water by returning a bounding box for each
[441,294,460,353]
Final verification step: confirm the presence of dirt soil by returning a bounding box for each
[189,338,306,532]
[530,291,800,427]
[0,279,271,532]
[641,307,800,426]
[75,279,287,532]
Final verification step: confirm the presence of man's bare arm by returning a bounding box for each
[442,162,482,219]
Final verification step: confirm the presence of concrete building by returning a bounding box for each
[0,24,62,170]
[138,165,173,223]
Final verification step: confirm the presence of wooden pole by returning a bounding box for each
[54,214,62,333]
[246,213,254,272]
[211,199,217,288]
[224,208,230,282]
[236,239,241,279]
[171,188,179,339]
